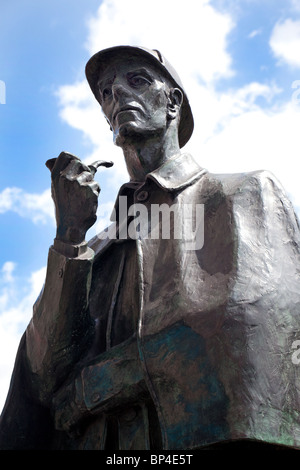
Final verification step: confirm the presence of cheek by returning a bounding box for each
[143,82,168,108]
[154,88,168,109]
[143,91,168,123]
[101,103,113,124]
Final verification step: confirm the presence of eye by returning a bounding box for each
[102,87,112,100]
[128,74,151,88]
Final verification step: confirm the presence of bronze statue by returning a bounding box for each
[1,46,300,450]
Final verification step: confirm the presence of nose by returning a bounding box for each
[111,78,131,101]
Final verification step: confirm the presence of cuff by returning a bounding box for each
[53,238,88,258]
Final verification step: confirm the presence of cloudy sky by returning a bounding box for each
[1,0,300,412]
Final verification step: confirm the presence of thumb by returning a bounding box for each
[45,158,57,171]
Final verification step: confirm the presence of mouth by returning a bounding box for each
[113,106,141,122]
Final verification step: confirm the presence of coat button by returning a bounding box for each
[136,190,149,202]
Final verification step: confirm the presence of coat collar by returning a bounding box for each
[146,152,206,191]
[112,153,206,218]
[118,153,207,196]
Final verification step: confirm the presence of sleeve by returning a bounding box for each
[26,245,96,403]
[0,245,95,449]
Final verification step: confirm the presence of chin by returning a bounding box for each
[114,122,163,147]
[113,122,143,146]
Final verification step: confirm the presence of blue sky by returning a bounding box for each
[0,1,100,274]
[1,0,300,411]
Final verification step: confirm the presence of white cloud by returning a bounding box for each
[197,101,300,212]
[0,187,55,224]
[85,0,234,84]
[1,262,16,283]
[187,79,281,143]
[270,18,300,68]
[0,263,46,412]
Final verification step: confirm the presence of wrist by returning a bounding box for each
[53,238,88,258]
[56,225,86,245]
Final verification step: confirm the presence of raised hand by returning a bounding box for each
[46,151,113,245]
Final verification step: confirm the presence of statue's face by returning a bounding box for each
[98,56,172,145]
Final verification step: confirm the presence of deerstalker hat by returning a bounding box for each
[85,45,194,148]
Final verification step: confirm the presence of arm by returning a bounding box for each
[0,152,113,448]
[26,152,113,404]
[26,244,95,404]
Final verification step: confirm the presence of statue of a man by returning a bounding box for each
[1,46,300,450]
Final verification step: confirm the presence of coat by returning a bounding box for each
[1,152,300,450]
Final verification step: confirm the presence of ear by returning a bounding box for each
[167,88,183,120]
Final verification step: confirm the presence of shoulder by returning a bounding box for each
[197,169,295,215]
[202,169,282,197]
[202,169,300,236]
[198,169,299,226]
